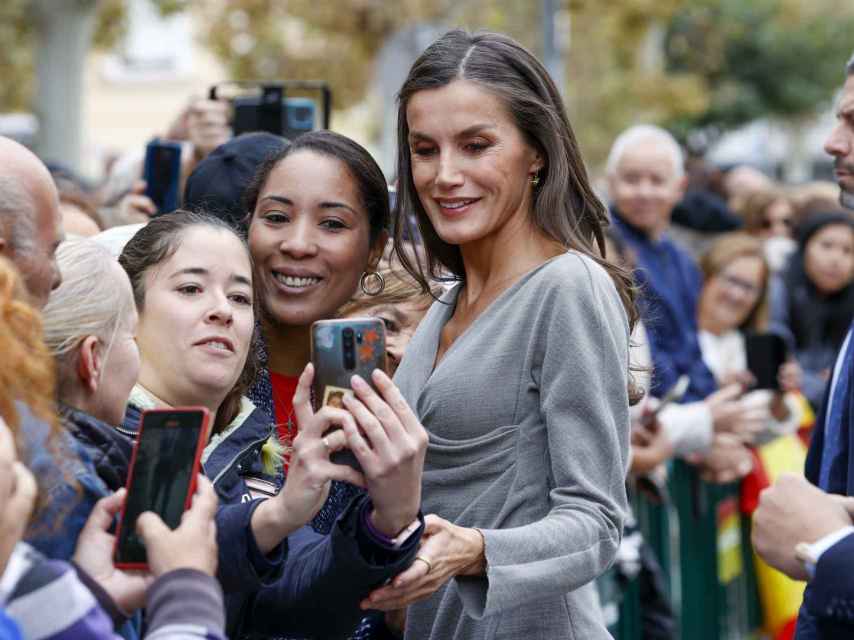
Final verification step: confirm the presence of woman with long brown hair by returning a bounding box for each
[363,29,636,640]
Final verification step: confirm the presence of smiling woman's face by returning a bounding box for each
[248,150,376,327]
[135,225,255,408]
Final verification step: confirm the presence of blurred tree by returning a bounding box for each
[197,0,454,110]
[0,0,37,112]
[195,0,703,166]
[0,0,185,112]
[0,0,185,169]
[560,0,708,165]
[3,0,851,170]
[663,0,854,148]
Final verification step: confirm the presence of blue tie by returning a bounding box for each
[819,330,854,492]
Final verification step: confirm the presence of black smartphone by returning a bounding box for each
[311,318,388,472]
[114,408,210,570]
[745,332,788,391]
[143,138,182,215]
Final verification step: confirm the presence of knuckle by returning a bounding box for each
[416,430,429,448]
[376,405,394,423]
[400,443,417,461]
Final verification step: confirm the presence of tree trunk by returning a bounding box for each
[30,0,98,172]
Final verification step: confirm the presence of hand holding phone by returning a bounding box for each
[249,363,368,554]
[74,489,151,613]
[745,332,788,391]
[311,318,388,472]
[640,375,690,429]
[136,474,219,578]
[114,408,210,570]
[335,369,428,538]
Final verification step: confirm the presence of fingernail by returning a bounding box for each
[351,375,366,388]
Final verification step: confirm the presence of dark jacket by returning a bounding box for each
[770,215,854,411]
[247,337,393,640]
[63,404,133,492]
[671,190,742,233]
[797,326,854,639]
[23,405,117,562]
[123,392,423,639]
[610,209,718,401]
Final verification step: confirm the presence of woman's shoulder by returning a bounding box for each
[530,251,620,299]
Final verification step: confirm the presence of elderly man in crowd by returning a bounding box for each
[607,126,758,478]
[754,52,854,639]
[0,136,64,308]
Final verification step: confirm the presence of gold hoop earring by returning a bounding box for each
[360,270,385,296]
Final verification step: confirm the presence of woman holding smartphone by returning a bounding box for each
[363,30,636,639]
[117,211,426,639]
[697,232,803,441]
[242,130,393,536]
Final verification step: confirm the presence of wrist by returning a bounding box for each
[369,508,413,539]
[458,527,486,576]
[251,497,298,553]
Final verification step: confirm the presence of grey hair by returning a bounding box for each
[605,124,685,179]
[0,175,36,253]
[847,51,854,75]
[42,239,135,398]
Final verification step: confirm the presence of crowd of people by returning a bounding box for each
[2,26,854,640]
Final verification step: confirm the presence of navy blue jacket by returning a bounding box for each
[122,400,423,639]
[24,405,118,561]
[797,337,854,639]
[611,209,718,401]
[246,334,393,640]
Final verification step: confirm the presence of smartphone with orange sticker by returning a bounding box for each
[310,318,387,471]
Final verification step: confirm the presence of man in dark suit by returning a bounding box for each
[753,51,854,639]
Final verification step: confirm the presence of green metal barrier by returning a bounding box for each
[597,564,642,640]
[669,460,762,640]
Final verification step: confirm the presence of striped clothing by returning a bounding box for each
[1,543,225,640]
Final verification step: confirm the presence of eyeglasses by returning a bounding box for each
[718,272,761,296]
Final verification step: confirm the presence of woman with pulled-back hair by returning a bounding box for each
[363,30,636,639]
[117,210,425,639]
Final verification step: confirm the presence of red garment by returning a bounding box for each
[740,447,770,515]
[270,372,300,444]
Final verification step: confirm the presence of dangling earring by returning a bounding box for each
[530,172,541,187]
[360,270,385,296]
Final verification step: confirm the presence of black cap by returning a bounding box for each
[184,132,289,231]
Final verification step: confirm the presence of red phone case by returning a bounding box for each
[113,407,211,571]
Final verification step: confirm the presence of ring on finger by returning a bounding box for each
[414,555,433,574]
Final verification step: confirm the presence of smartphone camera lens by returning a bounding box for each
[342,328,356,370]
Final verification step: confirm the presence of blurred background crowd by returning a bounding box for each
[3,1,854,640]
